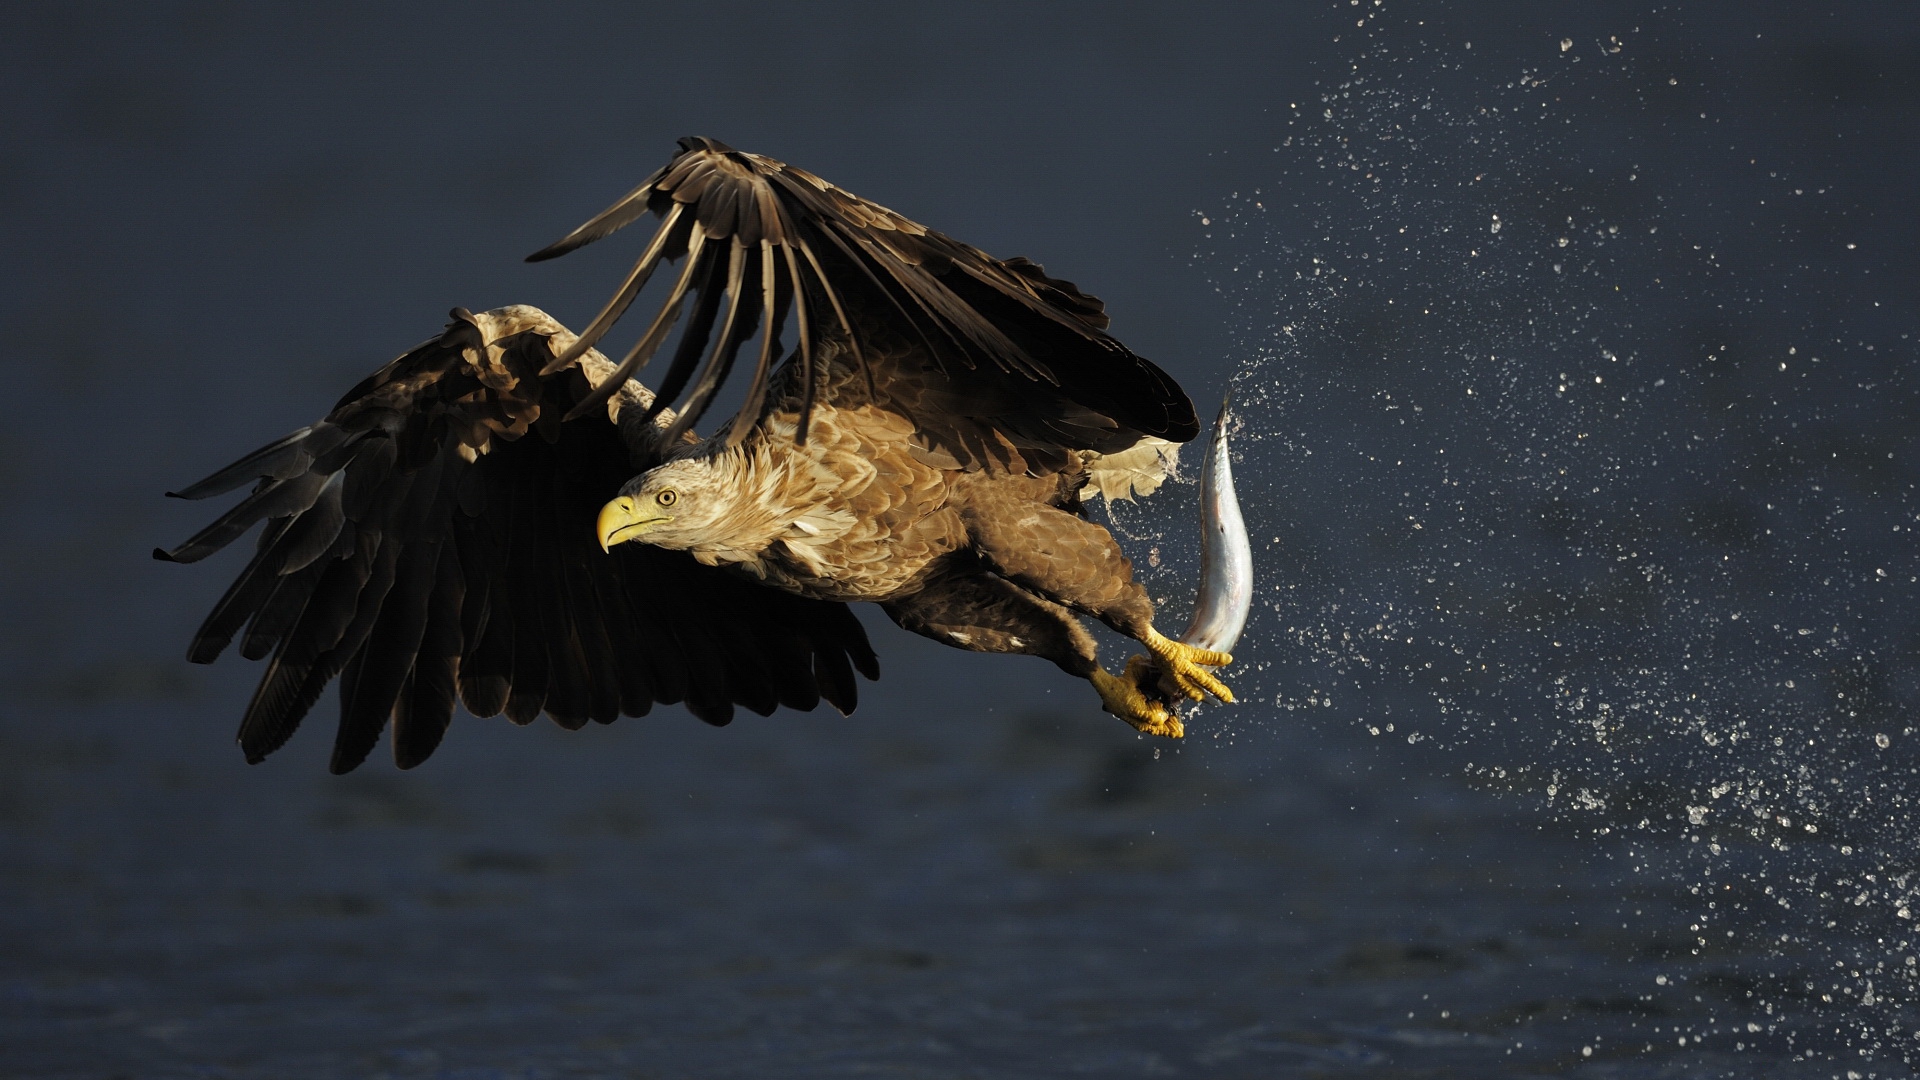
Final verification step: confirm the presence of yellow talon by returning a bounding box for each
[1090,667,1185,738]
[1088,628,1233,737]
[1140,629,1235,704]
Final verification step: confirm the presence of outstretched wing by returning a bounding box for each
[157,306,877,773]
[527,137,1198,457]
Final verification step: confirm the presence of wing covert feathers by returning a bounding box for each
[161,306,876,771]
[532,137,1197,452]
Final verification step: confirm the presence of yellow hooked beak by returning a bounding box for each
[596,496,671,553]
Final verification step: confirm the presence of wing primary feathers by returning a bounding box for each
[340,437,398,520]
[764,172,972,368]
[330,538,440,774]
[157,470,331,564]
[670,610,734,725]
[186,552,285,664]
[719,621,781,717]
[617,551,687,706]
[563,555,622,724]
[502,640,547,725]
[524,167,668,263]
[538,557,591,730]
[236,534,389,763]
[638,238,728,425]
[231,568,336,742]
[454,528,493,648]
[501,471,550,726]
[548,201,687,370]
[946,257,1118,343]
[561,223,709,422]
[272,471,348,575]
[593,557,655,716]
[781,242,817,443]
[187,514,309,663]
[238,634,327,764]
[166,427,314,500]
[330,653,375,767]
[843,617,880,681]
[793,236,874,400]
[458,601,513,718]
[762,625,819,713]
[800,212,965,371]
[819,217,1048,384]
[394,656,457,767]
[724,240,785,448]
[846,237,982,364]
[813,645,857,714]
[662,238,755,444]
[392,542,465,768]
[454,520,510,718]
[239,561,327,661]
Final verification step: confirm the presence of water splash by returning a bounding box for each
[1193,4,1918,1071]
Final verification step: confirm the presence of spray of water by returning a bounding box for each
[1184,4,1917,1070]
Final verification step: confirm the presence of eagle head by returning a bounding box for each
[597,455,771,558]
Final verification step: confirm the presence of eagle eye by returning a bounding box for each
[656,489,677,507]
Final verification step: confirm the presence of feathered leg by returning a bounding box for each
[953,485,1232,729]
[883,560,1186,736]
[883,560,1096,672]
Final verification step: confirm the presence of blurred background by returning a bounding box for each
[3,1,1918,1076]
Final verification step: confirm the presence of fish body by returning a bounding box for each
[1179,397,1253,654]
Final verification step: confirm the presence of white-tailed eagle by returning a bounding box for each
[158,137,1237,772]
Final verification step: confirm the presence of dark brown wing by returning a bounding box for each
[156,306,877,773]
[527,136,1198,455]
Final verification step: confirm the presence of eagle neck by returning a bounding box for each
[681,441,796,568]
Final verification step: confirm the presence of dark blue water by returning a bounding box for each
[3,2,1917,1076]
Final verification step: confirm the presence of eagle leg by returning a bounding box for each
[954,489,1234,718]
[883,561,1098,669]
[884,564,1188,739]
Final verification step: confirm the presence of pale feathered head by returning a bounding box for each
[596,453,786,559]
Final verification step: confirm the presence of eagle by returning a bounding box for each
[158,137,1234,773]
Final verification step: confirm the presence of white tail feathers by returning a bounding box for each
[1079,438,1180,503]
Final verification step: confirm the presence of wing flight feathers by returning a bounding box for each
[543,201,688,374]
[559,223,709,421]
[530,137,1198,447]
[160,306,877,771]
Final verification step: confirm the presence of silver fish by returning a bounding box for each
[1179,396,1253,654]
